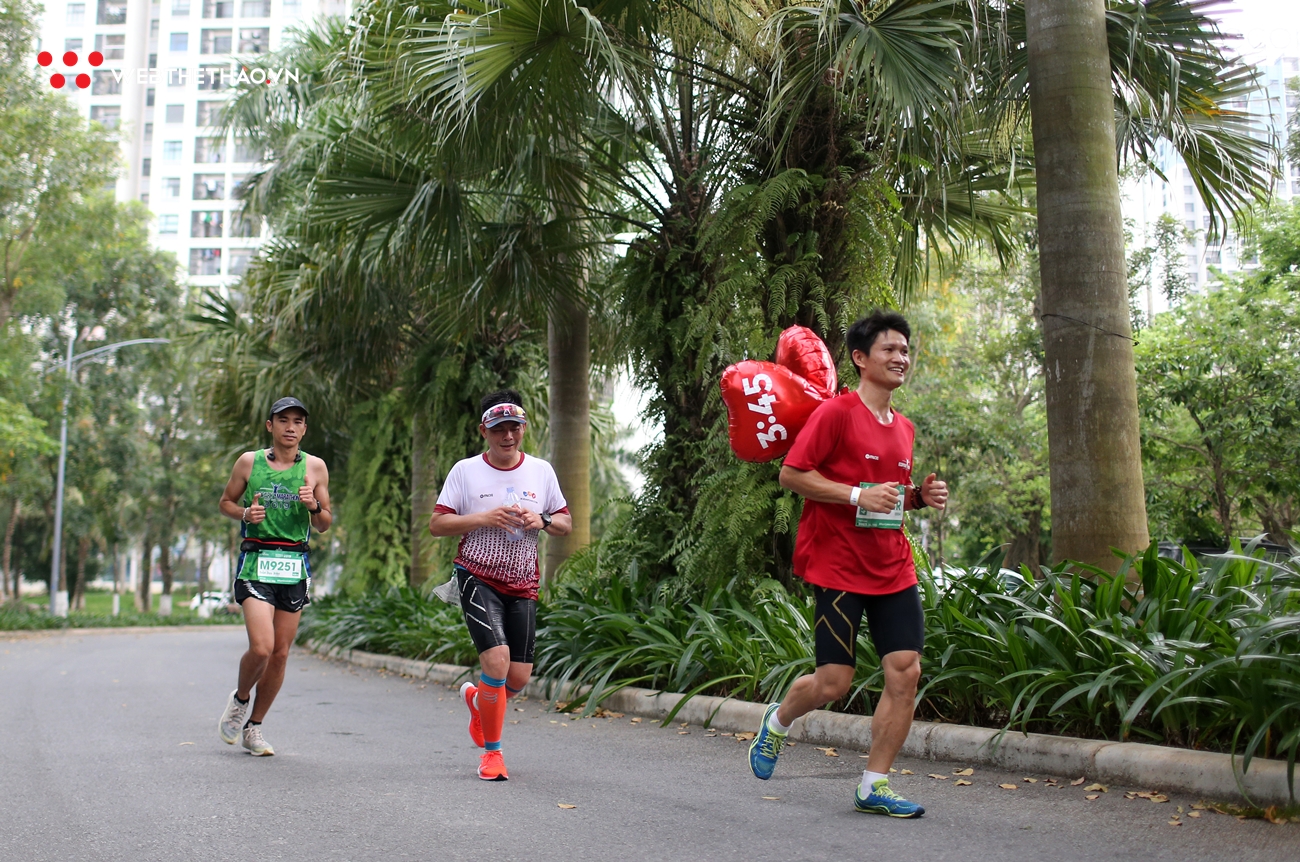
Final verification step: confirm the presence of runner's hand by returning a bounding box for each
[859,482,901,514]
[920,473,948,510]
[480,506,527,531]
[516,509,545,531]
[246,493,267,524]
[298,484,317,510]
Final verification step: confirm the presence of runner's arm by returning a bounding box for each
[778,465,900,514]
[517,509,572,536]
[303,456,333,532]
[218,453,256,521]
[429,507,527,537]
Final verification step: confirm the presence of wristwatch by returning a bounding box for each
[311,501,323,514]
[540,511,553,530]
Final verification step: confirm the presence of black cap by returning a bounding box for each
[269,396,308,418]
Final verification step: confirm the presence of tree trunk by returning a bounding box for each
[1026,0,1150,571]
[158,538,174,616]
[198,541,212,594]
[1,499,14,603]
[409,408,439,589]
[545,294,592,581]
[137,542,152,612]
[72,535,90,611]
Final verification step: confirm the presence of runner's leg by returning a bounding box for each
[248,608,301,722]
[774,663,855,726]
[477,644,510,750]
[862,650,920,773]
[502,592,536,696]
[237,597,277,699]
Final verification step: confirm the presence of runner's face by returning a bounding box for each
[854,329,910,389]
[265,410,307,447]
[481,421,525,460]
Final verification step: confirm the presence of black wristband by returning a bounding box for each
[311,501,323,514]
[911,486,927,509]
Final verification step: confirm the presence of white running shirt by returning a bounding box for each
[434,452,569,599]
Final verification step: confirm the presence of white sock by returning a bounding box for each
[767,706,792,734]
[861,770,889,792]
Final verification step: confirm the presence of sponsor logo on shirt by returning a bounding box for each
[522,490,539,502]
[864,453,880,461]
[899,459,911,469]
[479,493,494,499]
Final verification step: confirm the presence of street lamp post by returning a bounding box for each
[48,336,170,617]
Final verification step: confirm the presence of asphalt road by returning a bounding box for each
[2,628,1295,862]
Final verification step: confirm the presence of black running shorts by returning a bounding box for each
[456,566,536,664]
[235,577,310,614]
[813,584,924,667]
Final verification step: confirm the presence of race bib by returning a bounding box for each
[255,550,306,583]
[855,483,904,530]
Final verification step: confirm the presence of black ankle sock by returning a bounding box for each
[235,693,249,705]
[244,719,261,728]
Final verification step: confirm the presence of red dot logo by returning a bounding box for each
[42,48,102,89]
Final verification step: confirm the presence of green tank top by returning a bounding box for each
[239,452,312,587]
[243,449,311,544]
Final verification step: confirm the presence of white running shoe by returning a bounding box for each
[242,724,274,756]
[218,690,249,745]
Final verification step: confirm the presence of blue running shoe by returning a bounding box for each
[854,778,925,818]
[748,703,787,780]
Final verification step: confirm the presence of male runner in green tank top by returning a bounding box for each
[216,397,332,755]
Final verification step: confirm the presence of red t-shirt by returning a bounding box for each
[784,393,917,595]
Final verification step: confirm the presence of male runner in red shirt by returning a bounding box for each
[748,310,947,818]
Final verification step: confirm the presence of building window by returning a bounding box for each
[146,87,155,106]
[228,248,253,276]
[141,158,151,177]
[193,173,225,199]
[66,3,86,26]
[94,33,126,59]
[140,193,149,205]
[189,248,221,275]
[1184,219,1195,231]
[191,211,223,237]
[158,214,179,234]
[233,138,262,163]
[170,32,188,51]
[97,0,127,24]
[163,177,181,197]
[89,104,121,129]
[202,0,234,17]
[167,67,188,86]
[165,103,184,122]
[241,0,268,16]
[282,0,301,13]
[197,64,227,90]
[162,140,183,160]
[148,53,157,68]
[230,173,249,198]
[150,18,159,37]
[1205,249,1221,265]
[64,38,83,51]
[143,123,153,146]
[91,70,122,95]
[201,28,232,54]
[195,136,226,163]
[195,100,223,125]
[237,27,268,53]
[229,210,260,237]
[173,0,190,14]
[1184,202,1196,214]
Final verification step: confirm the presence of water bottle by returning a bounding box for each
[504,487,524,541]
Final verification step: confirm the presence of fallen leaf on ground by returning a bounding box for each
[899,769,914,775]
[679,722,689,728]
[929,774,950,780]
[1084,783,1108,793]
[1149,794,1169,804]
[1022,777,1038,783]
[509,720,519,724]
[593,709,624,719]
[549,720,558,724]
[735,732,755,741]
[1168,820,1182,826]
[815,747,839,757]
[630,718,642,723]
[953,768,974,776]
[1071,777,1086,786]
[888,767,897,772]
[515,708,525,712]
[761,796,780,801]
[1085,794,1100,801]
[178,742,194,746]
[1264,806,1291,825]
[555,702,569,711]
[954,779,972,787]
[999,784,1018,790]
[557,803,576,810]
[1187,811,1201,819]
[678,731,690,735]
[1191,802,1208,810]
[721,732,733,736]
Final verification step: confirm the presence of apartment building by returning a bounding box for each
[35,0,349,289]
[1123,54,1299,315]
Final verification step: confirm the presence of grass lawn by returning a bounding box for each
[4,587,243,630]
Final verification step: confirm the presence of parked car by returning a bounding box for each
[189,591,232,615]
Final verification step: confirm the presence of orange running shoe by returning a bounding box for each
[460,681,485,747]
[478,749,509,781]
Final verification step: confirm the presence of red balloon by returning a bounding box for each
[721,360,827,462]
[774,326,837,398]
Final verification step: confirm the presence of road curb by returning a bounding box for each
[304,641,1297,807]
